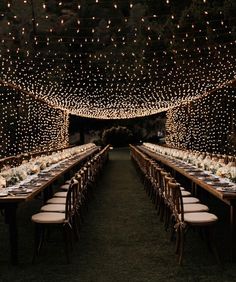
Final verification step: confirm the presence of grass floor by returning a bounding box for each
[0,148,236,281]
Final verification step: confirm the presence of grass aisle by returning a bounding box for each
[1,148,236,281]
[72,148,236,282]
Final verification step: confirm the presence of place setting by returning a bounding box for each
[0,189,9,197]
[8,187,33,196]
[216,186,236,193]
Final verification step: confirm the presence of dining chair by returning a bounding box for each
[165,175,211,231]
[31,181,79,263]
[168,181,220,265]
[152,164,162,209]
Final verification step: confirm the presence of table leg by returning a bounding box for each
[43,184,53,203]
[4,203,18,265]
[191,182,196,195]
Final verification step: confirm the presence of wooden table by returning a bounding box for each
[137,145,236,260]
[0,147,99,265]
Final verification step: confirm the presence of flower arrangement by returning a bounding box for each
[0,175,6,188]
[143,142,236,183]
[0,143,96,188]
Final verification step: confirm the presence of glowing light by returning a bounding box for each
[0,86,69,158]
[166,85,236,154]
[0,0,235,120]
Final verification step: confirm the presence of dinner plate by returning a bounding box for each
[216,187,236,192]
[197,176,205,180]
[11,188,32,194]
[213,182,233,187]
[205,181,215,185]
[188,172,200,175]
[0,191,8,197]
[40,177,50,181]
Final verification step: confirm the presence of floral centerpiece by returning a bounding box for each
[0,143,96,188]
[0,175,6,188]
[216,162,236,183]
[143,142,236,183]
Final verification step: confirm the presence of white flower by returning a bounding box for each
[0,175,6,188]
[216,166,231,179]
[230,166,236,178]
[0,144,96,187]
[14,166,28,180]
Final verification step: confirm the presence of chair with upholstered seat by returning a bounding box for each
[40,179,78,212]
[31,181,79,263]
[40,204,66,213]
[54,191,67,197]
[60,183,70,190]
[164,175,207,231]
[168,181,220,265]
[46,197,67,204]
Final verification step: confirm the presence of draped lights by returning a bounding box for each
[165,85,236,155]
[0,87,69,158]
[0,45,235,119]
[0,0,235,119]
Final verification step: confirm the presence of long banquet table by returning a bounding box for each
[0,146,99,265]
[137,145,236,260]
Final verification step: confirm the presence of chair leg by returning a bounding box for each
[72,213,81,241]
[175,226,180,255]
[159,198,165,221]
[178,227,185,265]
[170,216,176,242]
[155,191,159,209]
[156,190,160,205]
[151,188,155,204]
[63,224,73,264]
[32,223,44,263]
[164,207,171,231]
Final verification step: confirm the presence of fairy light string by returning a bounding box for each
[0,0,235,156]
[0,86,69,158]
[166,84,236,154]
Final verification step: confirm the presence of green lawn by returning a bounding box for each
[0,148,236,282]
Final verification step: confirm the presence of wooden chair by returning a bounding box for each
[31,181,79,263]
[168,181,219,265]
[152,164,162,209]
[164,176,210,231]
[158,170,170,221]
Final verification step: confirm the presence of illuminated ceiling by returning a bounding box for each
[0,0,235,119]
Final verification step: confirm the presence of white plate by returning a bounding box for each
[0,191,8,197]
[41,177,50,181]
[205,181,214,185]
[216,187,236,192]
[25,188,33,193]
[11,188,32,194]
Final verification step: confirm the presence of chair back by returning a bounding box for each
[160,171,170,196]
[168,181,184,222]
[153,165,161,188]
[65,181,79,221]
[164,175,174,202]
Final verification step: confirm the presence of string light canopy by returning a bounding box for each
[0,0,235,119]
[0,86,69,158]
[166,84,236,154]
